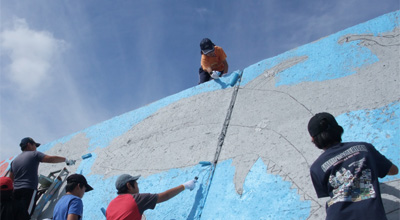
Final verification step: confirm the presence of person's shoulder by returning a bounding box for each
[342,141,371,145]
[310,160,319,171]
[14,151,33,159]
[214,46,224,51]
[35,150,46,155]
[20,150,43,155]
[133,193,157,200]
[64,194,82,202]
[310,153,325,170]
[340,141,374,150]
[134,193,153,198]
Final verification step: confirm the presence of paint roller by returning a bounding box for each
[81,153,92,160]
[199,161,212,166]
[101,207,106,217]
[229,72,240,87]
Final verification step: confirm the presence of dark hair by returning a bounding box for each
[117,180,135,194]
[312,119,344,149]
[20,140,35,151]
[65,182,83,193]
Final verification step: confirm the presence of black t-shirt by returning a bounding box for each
[310,142,393,220]
[0,191,30,220]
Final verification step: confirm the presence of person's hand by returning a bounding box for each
[211,71,221,79]
[65,158,76,166]
[182,179,197,191]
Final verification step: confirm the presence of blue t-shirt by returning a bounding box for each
[53,194,83,220]
[310,142,393,220]
[10,151,45,189]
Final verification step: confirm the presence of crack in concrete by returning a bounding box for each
[241,87,314,115]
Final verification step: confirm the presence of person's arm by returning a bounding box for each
[201,56,213,74]
[157,185,184,203]
[156,179,197,203]
[67,214,80,220]
[205,66,213,74]
[9,171,14,181]
[387,164,399,175]
[41,155,66,163]
[222,59,228,74]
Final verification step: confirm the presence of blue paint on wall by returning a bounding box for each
[240,11,399,87]
[36,12,399,157]
[81,174,119,220]
[76,152,97,176]
[75,70,240,152]
[201,159,311,220]
[38,133,77,154]
[337,101,400,181]
[81,164,209,220]
[80,158,311,219]
[28,69,240,155]
[22,11,398,220]
[142,165,208,220]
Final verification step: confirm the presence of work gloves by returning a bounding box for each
[211,71,222,79]
[65,158,76,166]
[182,179,197,191]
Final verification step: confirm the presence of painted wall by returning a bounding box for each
[1,11,399,220]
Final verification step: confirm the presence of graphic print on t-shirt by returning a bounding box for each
[327,157,375,207]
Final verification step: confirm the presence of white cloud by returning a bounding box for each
[0,18,106,161]
[1,18,67,97]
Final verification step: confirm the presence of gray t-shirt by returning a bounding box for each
[10,151,45,190]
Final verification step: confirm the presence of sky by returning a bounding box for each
[1,0,398,161]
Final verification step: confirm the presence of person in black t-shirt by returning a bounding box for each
[0,176,30,220]
[307,112,398,220]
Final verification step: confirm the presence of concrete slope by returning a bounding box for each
[1,11,399,220]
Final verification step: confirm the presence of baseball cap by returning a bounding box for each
[308,112,340,137]
[20,137,40,148]
[0,177,13,191]
[200,38,215,54]
[67,174,93,192]
[115,174,141,190]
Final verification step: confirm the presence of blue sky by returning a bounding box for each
[0,1,398,160]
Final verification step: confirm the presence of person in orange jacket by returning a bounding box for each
[198,38,229,84]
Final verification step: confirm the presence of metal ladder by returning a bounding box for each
[31,167,70,219]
